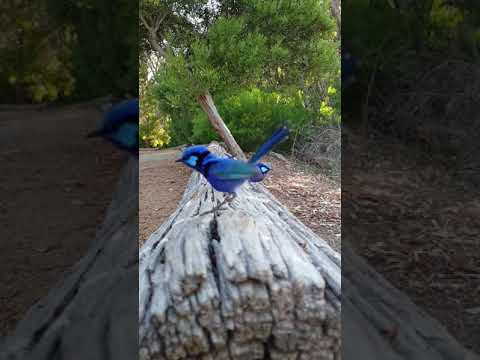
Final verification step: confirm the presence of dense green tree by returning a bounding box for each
[141,0,340,148]
[139,59,170,148]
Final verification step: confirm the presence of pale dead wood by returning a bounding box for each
[197,92,246,161]
[330,0,341,29]
[140,143,478,360]
[1,143,476,360]
[269,151,288,162]
[139,143,341,359]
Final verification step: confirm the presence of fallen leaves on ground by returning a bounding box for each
[261,154,341,251]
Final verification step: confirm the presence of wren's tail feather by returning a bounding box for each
[249,125,290,164]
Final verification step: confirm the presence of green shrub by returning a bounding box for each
[191,88,311,151]
[139,116,170,148]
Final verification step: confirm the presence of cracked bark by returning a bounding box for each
[0,158,139,360]
[139,143,341,360]
[140,143,477,360]
[1,145,475,360]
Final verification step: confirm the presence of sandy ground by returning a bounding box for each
[139,148,341,251]
[0,105,126,337]
[139,148,191,245]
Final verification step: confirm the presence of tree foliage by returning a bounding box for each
[343,0,480,146]
[47,0,138,100]
[1,0,138,103]
[141,0,341,148]
[343,0,480,85]
[139,59,170,148]
[0,0,75,103]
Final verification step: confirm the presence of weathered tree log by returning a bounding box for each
[140,143,478,360]
[0,158,139,360]
[330,0,341,29]
[139,143,341,359]
[2,144,476,360]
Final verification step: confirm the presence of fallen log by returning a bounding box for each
[140,143,478,360]
[139,143,342,359]
[0,158,139,360]
[2,143,477,360]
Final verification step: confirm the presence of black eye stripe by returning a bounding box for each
[196,151,210,165]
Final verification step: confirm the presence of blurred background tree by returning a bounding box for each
[0,0,75,103]
[0,0,138,104]
[343,0,480,136]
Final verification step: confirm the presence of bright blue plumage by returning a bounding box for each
[87,98,139,154]
[177,146,256,193]
[177,126,290,196]
[248,125,289,182]
[249,162,271,183]
[249,126,290,164]
[223,156,271,183]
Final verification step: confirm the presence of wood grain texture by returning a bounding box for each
[140,143,478,360]
[2,143,477,360]
[342,245,479,360]
[139,143,341,359]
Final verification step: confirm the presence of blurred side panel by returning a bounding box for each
[342,0,480,358]
[0,0,139,359]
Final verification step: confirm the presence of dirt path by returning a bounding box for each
[139,149,191,245]
[139,149,341,251]
[0,105,126,336]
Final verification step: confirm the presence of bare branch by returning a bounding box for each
[139,12,153,32]
[154,12,168,32]
[197,92,246,160]
[140,10,168,59]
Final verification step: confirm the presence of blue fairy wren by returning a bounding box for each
[248,125,289,182]
[87,98,139,154]
[176,125,289,213]
[224,126,289,182]
[223,154,271,182]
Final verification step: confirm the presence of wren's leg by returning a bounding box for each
[225,192,236,203]
[198,193,235,216]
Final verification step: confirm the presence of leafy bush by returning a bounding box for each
[140,60,170,148]
[139,116,170,148]
[428,0,464,48]
[191,88,311,151]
